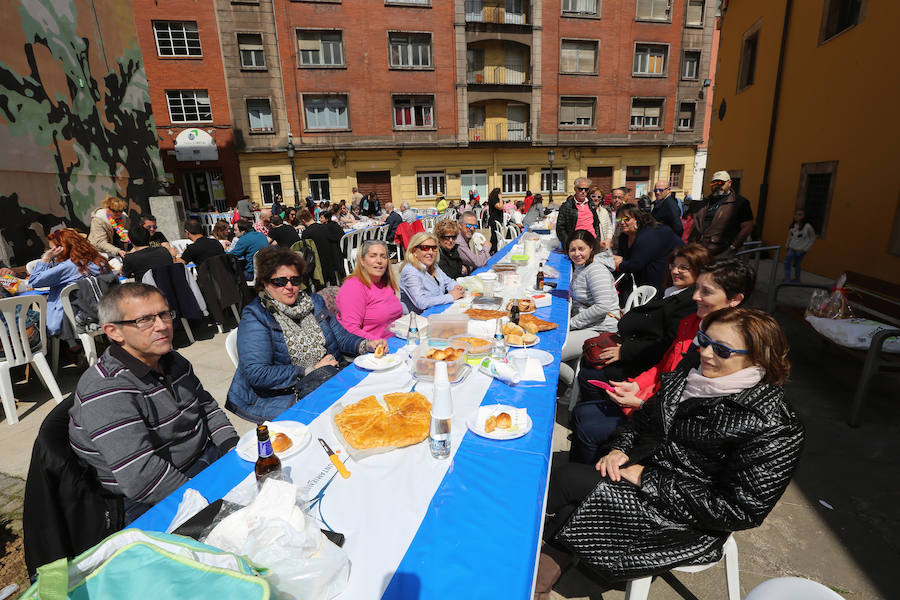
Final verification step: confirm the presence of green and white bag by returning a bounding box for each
[21,529,270,600]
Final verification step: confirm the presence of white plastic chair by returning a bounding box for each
[493,222,510,251]
[168,239,192,255]
[0,231,13,267]
[25,259,40,274]
[623,285,657,314]
[225,328,239,369]
[0,294,64,424]
[625,534,740,600]
[743,576,844,600]
[59,282,105,368]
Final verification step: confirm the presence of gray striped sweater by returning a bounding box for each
[69,344,238,505]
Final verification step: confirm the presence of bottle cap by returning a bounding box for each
[431,361,453,419]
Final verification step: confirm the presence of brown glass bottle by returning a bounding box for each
[255,425,283,485]
[535,263,545,290]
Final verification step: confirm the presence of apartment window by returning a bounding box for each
[562,0,599,16]
[821,0,864,41]
[630,98,663,129]
[685,0,705,26]
[303,95,348,130]
[166,90,212,123]
[153,21,201,57]
[677,103,695,130]
[636,0,670,21]
[502,169,528,194]
[416,172,445,197]
[387,0,430,5]
[298,31,344,67]
[393,96,434,129]
[247,99,274,132]
[389,33,432,68]
[669,164,684,189]
[560,40,598,74]
[259,175,282,206]
[633,44,668,76]
[797,162,838,237]
[737,26,760,91]
[682,50,701,80]
[559,97,595,128]
[309,174,331,202]
[540,169,566,194]
[238,33,266,69]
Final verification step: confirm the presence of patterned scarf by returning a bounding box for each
[260,291,327,370]
[106,210,130,244]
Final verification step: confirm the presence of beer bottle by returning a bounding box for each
[255,425,283,486]
[510,303,520,325]
[535,262,545,291]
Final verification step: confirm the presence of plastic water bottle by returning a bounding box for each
[492,318,507,360]
[407,312,419,349]
[430,362,452,459]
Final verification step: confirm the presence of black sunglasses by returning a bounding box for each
[439,235,456,241]
[269,276,303,287]
[696,330,749,359]
[575,186,590,191]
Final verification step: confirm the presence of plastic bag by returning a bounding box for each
[205,479,350,600]
[806,316,900,353]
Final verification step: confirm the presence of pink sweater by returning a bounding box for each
[336,276,403,339]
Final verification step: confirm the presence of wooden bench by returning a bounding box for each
[773,271,900,426]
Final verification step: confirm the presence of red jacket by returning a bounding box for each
[631,313,701,401]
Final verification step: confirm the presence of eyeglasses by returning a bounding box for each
[616,216,633,224]
[417,245,438,252]
[669,263,691,272]
[575,186,590,191]
[439,235,456,241]
[463,223,478,229]
[114,310,176,330]
[696,329,749,359]
[269,276,303,287]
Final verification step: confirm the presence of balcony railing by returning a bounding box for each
[465,2,527,25]
[468,122,530,142]
[467,66,529,85]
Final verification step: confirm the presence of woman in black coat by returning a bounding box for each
[614,204,684,302]
[536,308,804,593]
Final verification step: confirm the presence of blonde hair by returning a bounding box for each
[403,231,440,275]
[101,196,128,212]
[348,240,399,290]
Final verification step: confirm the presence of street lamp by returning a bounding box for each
[287,132,300,208]
[547,148,556,207]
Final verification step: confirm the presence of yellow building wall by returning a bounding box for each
[240,146,697,209]
[707,0,900,283]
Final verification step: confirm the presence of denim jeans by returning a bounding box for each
[784,249,805,280]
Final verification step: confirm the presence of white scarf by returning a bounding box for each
[680,366,765,401]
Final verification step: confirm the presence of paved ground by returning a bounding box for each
[2,260,898,599]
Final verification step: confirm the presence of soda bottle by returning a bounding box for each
[255,425,283,486]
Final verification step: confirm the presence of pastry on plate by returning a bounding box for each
[335,392,432,449]
[465,308,508,320]
[518,314,558,331]
[271,432,293,453]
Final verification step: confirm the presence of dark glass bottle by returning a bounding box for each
[255,425,283,486]
[535,263,545,290]
[510,303,520,325]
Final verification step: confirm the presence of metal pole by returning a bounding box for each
[287,133,300,207]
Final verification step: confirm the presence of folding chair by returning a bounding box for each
[225,329,239,369]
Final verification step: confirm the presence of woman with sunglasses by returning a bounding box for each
[590,185,614,250]
[435,220,468,280]
[226,247,386,424]
[399,232,465,314]
[570,257,754,463]
[536,307,803,593]
[336,239,403,339]
[613,204,684,302]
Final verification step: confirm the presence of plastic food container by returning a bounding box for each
[449,334,492,358]
[509,254,530,266]
[427,313,469,343]
[414,341,469,381]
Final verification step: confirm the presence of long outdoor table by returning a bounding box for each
[133,236,571,599]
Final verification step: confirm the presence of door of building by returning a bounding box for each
[460,169,488,203]
[182,169,219,211]
[587,166,613,196]
[626,166,651,199]
[356,171,392,204]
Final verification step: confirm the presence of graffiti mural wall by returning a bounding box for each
[0,0,162,264]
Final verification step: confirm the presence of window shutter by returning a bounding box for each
[687,0,703,25]
[631,103,644,118]
[298,34,319,51]
[636,0,651,19]
[560,44,575,72]
[560,102,576,123]
[574,101,593,122]
[645,105,661,118]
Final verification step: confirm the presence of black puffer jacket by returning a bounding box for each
[557,368,804,580]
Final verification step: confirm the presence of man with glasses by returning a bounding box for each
[141,214,175,256]
[649,181,683,238]
[69,283,239,523]
[455,211,491,271]
[689,171,754,256]
[555,177,601,244]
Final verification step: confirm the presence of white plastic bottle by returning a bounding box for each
[491,318,507,360]
[406,312,419,350]
[429,361,452,459]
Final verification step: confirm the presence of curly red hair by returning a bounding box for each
[47,229,112,276]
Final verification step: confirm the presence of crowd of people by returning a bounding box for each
[9,174,806,596]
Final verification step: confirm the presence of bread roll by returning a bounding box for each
[522,332,538,345]
[374,344,386,358]
[271,433,293,453]
[484,416,497,433]
[507,334,523,346]
[495,412,512,429]
[522,322,539,335]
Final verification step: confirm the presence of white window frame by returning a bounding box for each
[630,98,664,129]
[303,95,349,130]
[560,39,598,74]
[238,33,266,69]
[559,97,595,128]
[153,21,201,57]
[685,0,705,27]
[389,32,433,69]
[677,102,695,130]
[636,0,671,22]
[633,43,668,76]
[562,0,599,16]
[298,30,344,67]
[386,0,430,5]
[682,50,701,80]
[502,169,528,194]
[393,96,435,129]
[309,174,331,202]
[416,171,446,198]
[247,98,274,133]
[259,175,282,206]
[540,169,566,194]
[166,90,212,123]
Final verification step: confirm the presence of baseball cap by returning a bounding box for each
[711,171,731,182]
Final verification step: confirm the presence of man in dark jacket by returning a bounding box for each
[649,181,683,237]
[689,171,754,256]
[555,178,601,244]
[300,209,343,285]
[180,218,225,265]
[382,201,403,242]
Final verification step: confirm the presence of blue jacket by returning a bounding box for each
[228,231,269,278]
[28,260,104,336]
[226,295,365,422]
[616,225,684,298]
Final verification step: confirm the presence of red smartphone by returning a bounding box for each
[587,380,616,393]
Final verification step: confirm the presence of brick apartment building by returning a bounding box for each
[133,0,718,209]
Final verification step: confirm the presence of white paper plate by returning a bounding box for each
[508,348,553,366]
[353,353,404,371]
[466,405,533,440]
[236,421,311,462]
[505,336,539,348]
